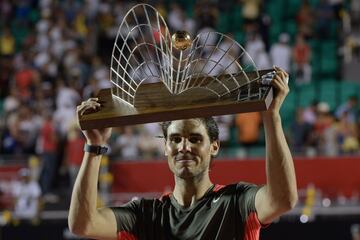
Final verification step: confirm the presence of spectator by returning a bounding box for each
[66,122,86,188]
[32,82,55,114]
[351,0,360,28]
[38,110,58,197]
[138,123,164,159]
[313,102,334,155]
[53,89,78,189]
[13,63,40,101]
[0,27,16,57]
[241,0,262,30]
[329,0,344,20]
[337,111,359,154]
[138,134,163,160]
[270,33,292,73]
[335,95,358,124]
[0,55,13,97]
[6,104,42,154]
[12,168,41,221]
[214,115,234,147]
[53,101,77,140]
[245,33,266,66]
[91,57,112,90]
[235,112,262,147]
[315,0,335,39]
[3,87,20,115]
[194,0,218,32]
[293,34,312,85]
[0,0,12,24]
[168,3,185,32]
[83,77,101,99]
[342,34,360,62]
[115,126,140,160]
[296,0,314,39]
[302,101,319,125]
[323,117,340,156]
[254,44,272,69]
[290,108,312,154]
[168,3,195,35]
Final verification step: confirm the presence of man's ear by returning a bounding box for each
[210,140,220,157]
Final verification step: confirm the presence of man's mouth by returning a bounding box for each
[176,159,195,163]
[175,155,196,163]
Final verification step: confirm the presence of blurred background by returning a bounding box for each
[0,0,359,239]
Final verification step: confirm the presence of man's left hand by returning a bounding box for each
[265,66,289,115]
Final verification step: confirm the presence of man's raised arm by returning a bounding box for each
[255,67,298,224]
[68,98,117,239]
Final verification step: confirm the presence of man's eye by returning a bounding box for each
[189,136,201,143]
[171,136,182,143]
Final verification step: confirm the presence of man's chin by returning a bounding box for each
[175,167,196,179]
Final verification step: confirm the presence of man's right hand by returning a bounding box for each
[77,98,112,146]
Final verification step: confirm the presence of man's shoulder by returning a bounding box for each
[214,182,258,192]
[208,183,252,200]
[138,194,172,208]
[212,183,236,194]
[212,182,260,201]
[111,197,169,214]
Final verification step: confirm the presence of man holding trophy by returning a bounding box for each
[68,66,297,240]
[68,4,297,240]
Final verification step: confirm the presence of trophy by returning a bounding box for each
[78,4,275,130]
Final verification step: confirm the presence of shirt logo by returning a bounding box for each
[213,196,221,203]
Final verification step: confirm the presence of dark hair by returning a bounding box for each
[160,117,219,142]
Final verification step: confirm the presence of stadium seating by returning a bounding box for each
[297,82,317,107]
[340,80,360,103]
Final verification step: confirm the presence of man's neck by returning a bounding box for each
[172,174,213,208]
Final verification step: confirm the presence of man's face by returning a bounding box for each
[164,119,219,179]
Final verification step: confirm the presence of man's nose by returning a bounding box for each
[179,138,191,152]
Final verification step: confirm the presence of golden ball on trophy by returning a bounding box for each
[171,31,192,51]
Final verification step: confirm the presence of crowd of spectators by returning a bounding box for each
[290,96,359,156]
[0,0,359,204]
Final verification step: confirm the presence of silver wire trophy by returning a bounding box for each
[79,4,275,130]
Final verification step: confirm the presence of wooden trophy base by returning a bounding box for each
[78,70,273,130]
